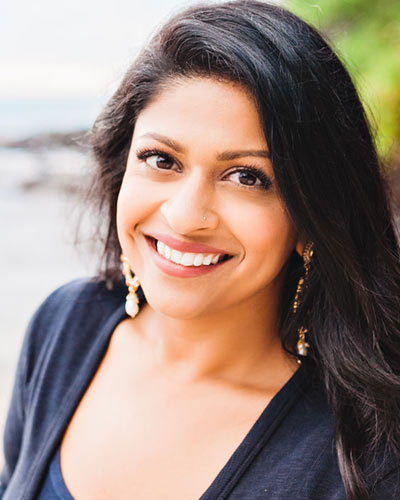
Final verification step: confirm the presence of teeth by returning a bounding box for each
[156,240,165,255]
[211,254,220,264]
[181,253,196,266]
[154,240,225,267]
[193,254,204,266]
[202,255,212,265]
[170,249,183,264]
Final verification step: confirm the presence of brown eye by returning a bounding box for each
[237,171,258,186]
[224,167,272,190]
[147,154,175,170]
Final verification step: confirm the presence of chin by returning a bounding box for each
[143,288,211,320]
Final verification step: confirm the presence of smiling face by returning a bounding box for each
[117,77,298,320]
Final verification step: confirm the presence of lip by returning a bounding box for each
[146,231,230,255]
[145,236,232,278]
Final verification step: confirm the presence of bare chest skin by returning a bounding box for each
[60,321,284,500]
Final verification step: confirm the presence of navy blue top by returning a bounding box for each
[1,278,399,499]
[37,447,74,500]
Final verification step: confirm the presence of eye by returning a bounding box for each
[136,148,178,171]
[224,167,272,190]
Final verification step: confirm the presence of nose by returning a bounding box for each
[160,175,219,235]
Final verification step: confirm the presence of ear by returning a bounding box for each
[295,240,305,257]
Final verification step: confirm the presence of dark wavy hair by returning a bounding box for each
[88,1,400,498]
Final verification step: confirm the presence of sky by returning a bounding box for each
[1,0,282,99]
[0,0,283,137]
[1,0,203,99]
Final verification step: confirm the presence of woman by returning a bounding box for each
[1,1,400,499]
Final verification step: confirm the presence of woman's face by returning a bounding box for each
[117,77,299,319]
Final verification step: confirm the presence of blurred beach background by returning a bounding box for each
[1,0,399,465]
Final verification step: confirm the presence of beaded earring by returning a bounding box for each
[293,241,314,362]
[120,254,141,318]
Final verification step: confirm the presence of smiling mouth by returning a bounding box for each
[146,236,233,267]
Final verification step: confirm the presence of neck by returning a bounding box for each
[131,285,297,391]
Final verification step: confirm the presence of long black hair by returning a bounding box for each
[89,1,400,497]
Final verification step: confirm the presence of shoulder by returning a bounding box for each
[300,371,400,499]
[31,276,125,319]
[0,277,126,490]
[0,278,130,496]
[371,465,400,499]
[28,276,126,333]
[20,277,127,385]
[18,276,131,422]
[365,446,400,499]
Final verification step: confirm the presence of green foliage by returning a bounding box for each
[287,0,400,161]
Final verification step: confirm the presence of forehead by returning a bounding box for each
[132,77,268,151]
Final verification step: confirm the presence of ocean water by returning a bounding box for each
[0,96,106,140]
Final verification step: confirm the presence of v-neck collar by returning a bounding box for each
[28,290,307,500]
[199,367,307,499]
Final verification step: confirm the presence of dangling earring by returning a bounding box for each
[293,241,314,362]
[120,254,140,318]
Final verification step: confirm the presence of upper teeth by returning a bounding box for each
[156,240,223,266]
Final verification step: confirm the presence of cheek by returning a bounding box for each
[225,197,296,272]
[116,175,156,246]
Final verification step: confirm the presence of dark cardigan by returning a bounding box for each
[1,279,398,499]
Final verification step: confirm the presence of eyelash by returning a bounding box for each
[135,147,272,191]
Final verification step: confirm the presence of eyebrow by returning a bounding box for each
[138,132,271,160]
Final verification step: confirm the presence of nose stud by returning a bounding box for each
[202,215,207,221]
